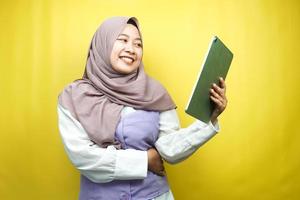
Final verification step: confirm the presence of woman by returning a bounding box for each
[57,16,227,200]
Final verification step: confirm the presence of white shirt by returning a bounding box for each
[57,104,220,199]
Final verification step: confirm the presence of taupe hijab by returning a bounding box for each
[58,16,176,148]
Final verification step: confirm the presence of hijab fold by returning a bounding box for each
[58,16,176,148]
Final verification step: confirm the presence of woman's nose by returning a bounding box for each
[124,43,135,54]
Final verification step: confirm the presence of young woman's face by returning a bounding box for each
[110,24,143,74]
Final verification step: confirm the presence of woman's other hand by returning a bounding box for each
[147,148,165,176]
[210,77,227,124]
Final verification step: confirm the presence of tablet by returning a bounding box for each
[185,36,233,123]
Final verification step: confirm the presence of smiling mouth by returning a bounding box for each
[119,56,134,63]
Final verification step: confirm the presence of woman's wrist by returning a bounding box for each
[210,115,217,125]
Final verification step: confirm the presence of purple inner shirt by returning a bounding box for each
[79,109,170,200]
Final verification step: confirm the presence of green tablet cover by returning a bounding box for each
[185,36,233,123]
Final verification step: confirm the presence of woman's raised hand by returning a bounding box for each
[147,148,165,176]
[209,77,228,124]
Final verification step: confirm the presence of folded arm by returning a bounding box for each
[155,109,220,164]
[57,104,148,183]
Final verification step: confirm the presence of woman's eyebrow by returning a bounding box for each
[118,34,141,41]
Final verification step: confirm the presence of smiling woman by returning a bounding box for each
[57,16,226,200]
[110,19,143,75]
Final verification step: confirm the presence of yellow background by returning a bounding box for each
[1,0,299,199]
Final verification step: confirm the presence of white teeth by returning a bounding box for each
[120,56,134,63]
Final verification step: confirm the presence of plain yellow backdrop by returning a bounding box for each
[1,0,299,199]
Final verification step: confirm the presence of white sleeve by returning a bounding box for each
[155,109,220,164]
[57,104,148,183]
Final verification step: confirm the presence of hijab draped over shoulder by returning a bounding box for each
[58,16,176,148]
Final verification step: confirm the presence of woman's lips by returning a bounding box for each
[119,56,134,63]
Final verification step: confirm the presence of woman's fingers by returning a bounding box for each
[157,167,166,176]
[210,88,222,102]
[153,159,165,176]
[210,95,223,108]
[158,170,166,176]
[213,84,224,96]
[210,86,227,108]
[210,77,227,119]
[219,77,226,92]
[210,87,226,104]
[147,148,166,176]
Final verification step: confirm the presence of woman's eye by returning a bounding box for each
[117,38,127,42]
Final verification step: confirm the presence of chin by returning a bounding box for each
[117,65,138,74]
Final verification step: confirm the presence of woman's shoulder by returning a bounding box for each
[60,79,96,93]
